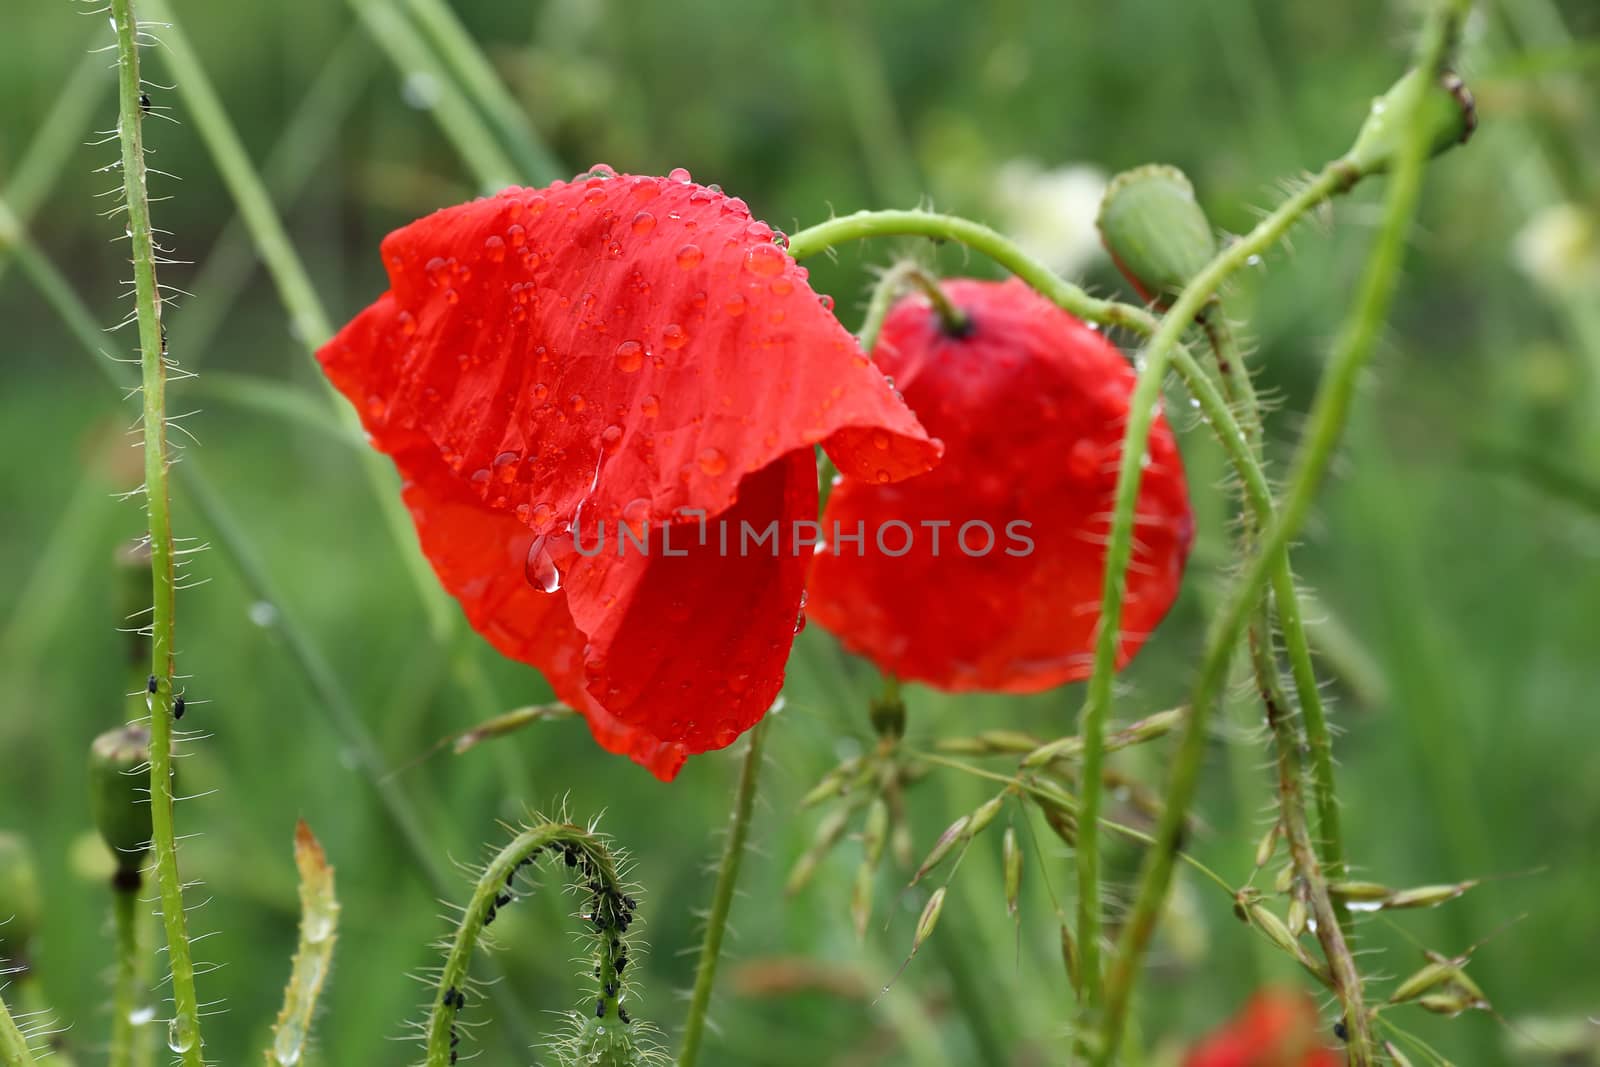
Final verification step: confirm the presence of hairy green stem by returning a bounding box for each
[678,718,770,1067]
[1202,311,1351,908]
[140,0,456,640]
[424,824,630,1067]
[0,990,38,1067]
[108,3,205,1062]
[1249,638,1375,1064]
[1095,5,1469,1058]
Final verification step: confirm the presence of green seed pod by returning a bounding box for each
[800,758,861,809]
[1254,822,1280,869]
[89,724,155,879]
[1247,903,1301,957]
[0,832,42,957]
[911,815,969,886]
[1383,880,1476,909]
[1059,922,1081,992]
[1040,804,1078,848]
[1328,879,1393,902]
[1096,164,1218,305]
[1002,828,1022,920]
[1416,989,1484,1017]
[567,1010,647,1066]
[1383,1041,1416,1067]
[1021,734,1081,768]
[976,730,1040,754]
[1388,960,1456,1004]
[785,805,853,895]
[1286,893,1309,939]
[910,888,946,956]
[967,794,1005,838]
[861,797,889,868]
[1347,68,1476,178]
[850,861,874,942]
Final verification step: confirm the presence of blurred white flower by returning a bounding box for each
[1512,202,1599,295]
[990,160,1108,279]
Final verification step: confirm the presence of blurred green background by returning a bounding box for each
[2,0,1598,1064]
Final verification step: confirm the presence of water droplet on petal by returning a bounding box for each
[723,294,746,317]
[530,502,555,530]
[744,243,785,276]
[493,451,520,482]
[668,166,692,183]
[601,425,624,454]
[676,243,703,270]
[697,448,728,476]
[631,211,656,235]
[483,234,506,262]
[526,535,562,593]
[615,340,645,373]
[640,394,660,418]
[568,393,587,415]
[662,324,687,349]
[507,224,526,247]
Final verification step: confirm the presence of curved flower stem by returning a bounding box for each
[109,880,144,1067]
[790,210,1154,334]
[424,824,629,1067]
[1076,162,1356,1029]
[108,2,205,1063]
[1095,5,1469,1058]
[678,717,770,1067]
[857,260,971,348]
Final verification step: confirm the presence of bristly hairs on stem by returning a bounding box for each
[104,2,207,1064]
[421,814,662,1067]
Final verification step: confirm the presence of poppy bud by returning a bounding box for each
[89,724,155,880]
[1346,68,1476,178]
[1096,164,1218,305]
[0,832,42,959]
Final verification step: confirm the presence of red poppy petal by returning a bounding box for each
[318,169,938,540]
[807,278,1192,692]
[316,173,911,777]
[1183,990,1340,1067]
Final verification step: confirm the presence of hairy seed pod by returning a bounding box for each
[89,723,155,877]
[911,815,970,885]
[1347,68,1477,178]
[911,888,946,956]
[1274,862,1296,895]
[1002,828,1022,920]
[1097,164,1218,305]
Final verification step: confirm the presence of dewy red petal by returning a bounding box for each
[806,278,1192,692]
[318,168,938,779]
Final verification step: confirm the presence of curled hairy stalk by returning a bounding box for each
[106,1,206,1063]
[423,817,662,1067]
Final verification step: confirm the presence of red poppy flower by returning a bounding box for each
[1184,989,1341,1067]
[317,167,940,780]
[806,278,1191,691]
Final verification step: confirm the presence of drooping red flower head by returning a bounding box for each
[1184,989,1341,1067]
[806,278,1191,692]
[317,167,940,780]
